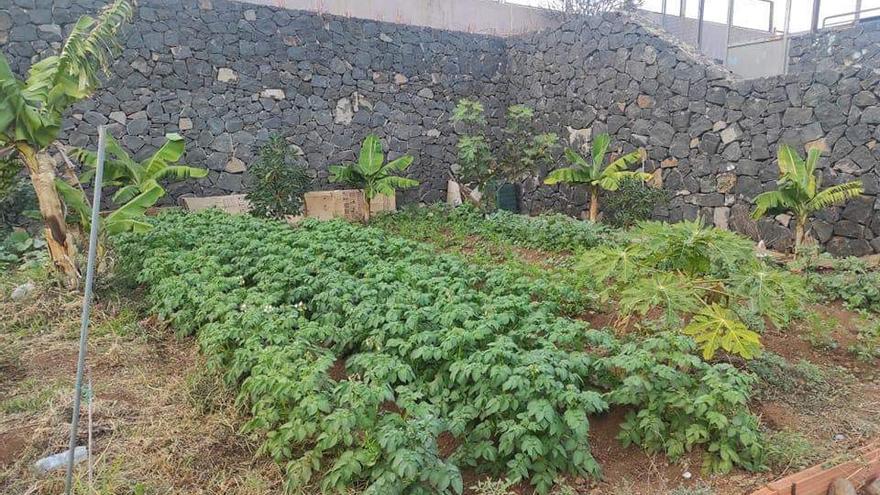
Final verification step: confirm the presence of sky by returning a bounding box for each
[506,0,880,33]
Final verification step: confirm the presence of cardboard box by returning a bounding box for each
[178,191,395,222]
[178,194,251,214]
[304,189,395,221]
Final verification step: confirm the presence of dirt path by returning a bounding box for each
[0,270,282,495]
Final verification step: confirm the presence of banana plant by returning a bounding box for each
[751,144,863,252]
[544,133,648,222]
[329,134,418,221]
[56,180,163,235]
[55,179,165,235]
[70,132,207,205]
[0,0,133,283]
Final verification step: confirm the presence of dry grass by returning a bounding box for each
[0,266,282,495]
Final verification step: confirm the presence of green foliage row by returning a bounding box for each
[376,204,611,253]
[116,211,765,493]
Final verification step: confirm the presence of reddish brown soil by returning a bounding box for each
[329,356,347,381]
[755,401,802,431]
[764,301,879,376]
[437,431,459,459]
[0,428,29,466]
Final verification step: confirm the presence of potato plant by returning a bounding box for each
[115,211,765,493]
[374,204,611,253]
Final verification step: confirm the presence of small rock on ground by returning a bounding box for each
[33,446,87,474]
[11,282,35,301]
[828,478,856,495]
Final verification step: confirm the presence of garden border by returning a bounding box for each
[750,441,880,495]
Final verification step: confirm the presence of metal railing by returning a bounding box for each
[823,6,880,29]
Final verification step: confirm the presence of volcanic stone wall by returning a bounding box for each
[0,0,508,203]
[789,21,880,74]
[507,14,880,256]
[3,1,880,255]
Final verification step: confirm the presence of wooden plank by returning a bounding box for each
[751,445,880,495]
[178,194,251,214]
[766,464,824,493]
[792,452,880,495]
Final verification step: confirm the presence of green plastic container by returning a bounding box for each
[495,183,520,213]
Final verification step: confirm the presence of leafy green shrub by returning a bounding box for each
[0,230,46,269]
[245,136,312,219]
[0,158,36,230]
[849,321,880,362]
[602,177,669,228]
[481,210,609,251]
[117,211,765,493]
[596,332,765,474]
[578,220,808,359]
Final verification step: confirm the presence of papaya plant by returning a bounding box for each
[577,220,807,360]
[451,98,494,200]
[751,144,863,253]
[329,134,418,221]
[544,133,648,222]
[450,99,557,208]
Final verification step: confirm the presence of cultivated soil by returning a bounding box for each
[1,234,878,495]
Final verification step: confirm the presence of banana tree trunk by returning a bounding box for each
[363,192,371,223]
[588,186,600,222]
[794,218,806,254]
[16,143,80,284]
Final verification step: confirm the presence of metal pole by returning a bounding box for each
[811,0,821,32]
[661,0,667,28]
[768,1,774,32]
[855,0,863,21]
[64,125,106,495]
[725,0,735,64]
[696,0,706,49]
[781,0,793,75]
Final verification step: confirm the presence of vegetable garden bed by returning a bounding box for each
[6,206,875,495]
[115,210,773,494]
